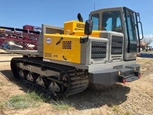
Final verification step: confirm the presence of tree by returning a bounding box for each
[141,34,153,51]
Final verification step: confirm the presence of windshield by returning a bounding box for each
[102,11,122,32]
[91,11,122,32]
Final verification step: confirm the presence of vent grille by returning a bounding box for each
[111,36,123,55]
[62,41,71,49]
[91,42,106,59]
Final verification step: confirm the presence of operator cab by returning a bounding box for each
[89,7,144,61]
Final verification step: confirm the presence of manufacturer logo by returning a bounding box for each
[46,38,51,44]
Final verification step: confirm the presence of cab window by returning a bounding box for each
[102,11,122,32]
[91,13,99,30]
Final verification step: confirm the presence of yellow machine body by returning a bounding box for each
[73,31,100,37]
[64,20,85,34]
[63,20,101,37]
[43,34,81,64]
[43,20,102,64]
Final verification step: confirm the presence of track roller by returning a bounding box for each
[10,57,89,99]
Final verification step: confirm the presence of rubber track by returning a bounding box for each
[10,57,89,99]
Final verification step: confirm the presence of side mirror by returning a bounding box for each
[84,20,93,35]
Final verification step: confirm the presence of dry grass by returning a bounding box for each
[0,56,153,115]
[0,91,43,109]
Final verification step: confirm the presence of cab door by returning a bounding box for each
[123,7,139,61]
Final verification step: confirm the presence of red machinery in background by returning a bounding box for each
[0,25,41,50]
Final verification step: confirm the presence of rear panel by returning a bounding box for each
[43,34,81,64]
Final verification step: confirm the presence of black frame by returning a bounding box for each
[123,7,144,53]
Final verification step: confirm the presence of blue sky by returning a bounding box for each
[0,0,153,45]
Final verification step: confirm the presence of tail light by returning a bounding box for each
[138,73,141,78]
[123,78,126,84]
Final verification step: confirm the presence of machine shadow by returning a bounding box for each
[1,70,130,110]
[64,84,130,110]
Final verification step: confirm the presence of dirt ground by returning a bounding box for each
[0,55,153,115]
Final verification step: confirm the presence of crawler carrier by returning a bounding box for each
[4,6,144,98]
